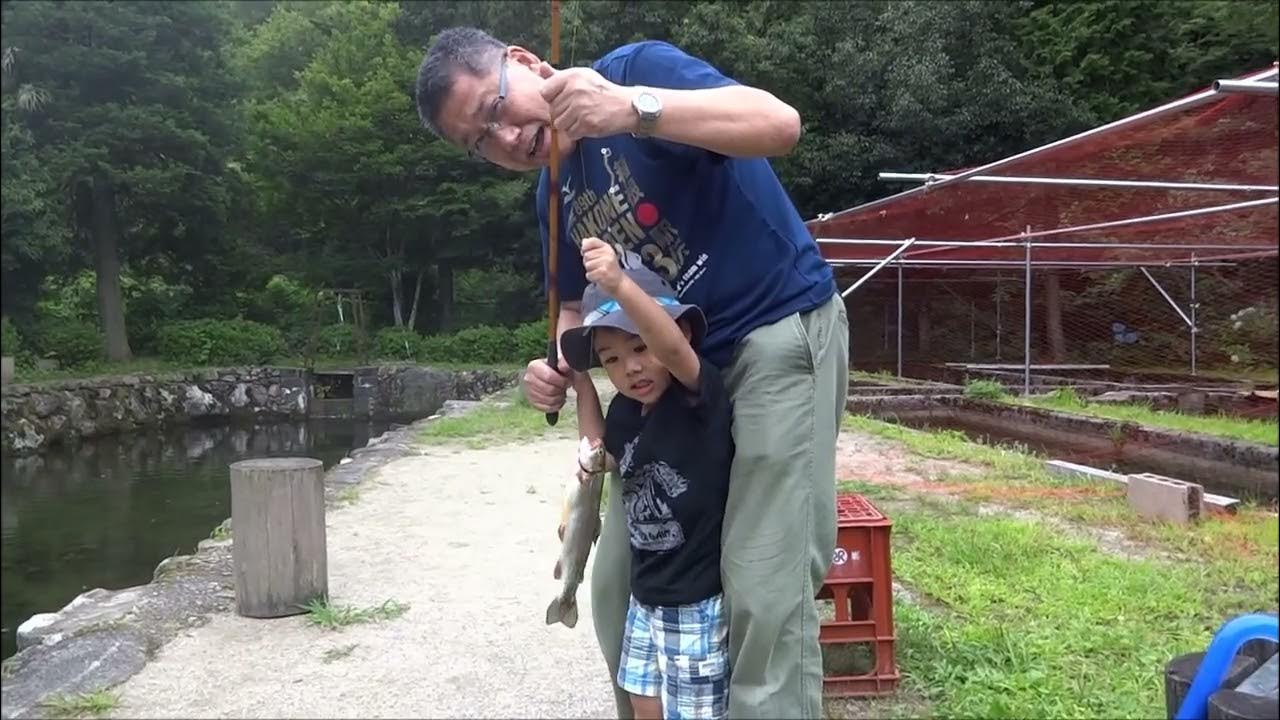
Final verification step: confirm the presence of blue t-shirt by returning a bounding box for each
[537,40,836,369]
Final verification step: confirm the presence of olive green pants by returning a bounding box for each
[591,292,850,719]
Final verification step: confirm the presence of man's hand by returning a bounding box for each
[523,355,571,413]
[538,63,634,141]
[582,237,624,294]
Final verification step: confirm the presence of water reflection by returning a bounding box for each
[0,418,390,659]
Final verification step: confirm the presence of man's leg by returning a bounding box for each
[722,293,849,719]
[592,469,635,719]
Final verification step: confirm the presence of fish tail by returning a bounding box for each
[545,595,579,628]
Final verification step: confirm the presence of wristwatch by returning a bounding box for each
[631,90,662,137]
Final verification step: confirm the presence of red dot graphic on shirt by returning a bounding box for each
[635,202,660,228]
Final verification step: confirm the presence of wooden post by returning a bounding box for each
[229,457,328,618]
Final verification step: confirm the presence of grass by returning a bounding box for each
[840,413,1278,578]
[302,597,410,630]
[321,643,359,663]
[333,486,362,506]
[208,519,232,541]
[963,378,1008,400]
[845,485,1276,719]
[38,690,121,718]
[1015,387,1278,446]
[418,385,577,448]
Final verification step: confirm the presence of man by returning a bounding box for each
[416,27,849,719]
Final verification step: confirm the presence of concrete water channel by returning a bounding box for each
[846,374,1279,503]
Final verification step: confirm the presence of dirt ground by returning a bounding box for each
[106,437,618,719]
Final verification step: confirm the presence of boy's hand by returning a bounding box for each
[582,238,623,294]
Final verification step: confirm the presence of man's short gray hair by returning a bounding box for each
[415,27,507,139]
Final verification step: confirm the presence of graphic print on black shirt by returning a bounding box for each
[604,358,734,608]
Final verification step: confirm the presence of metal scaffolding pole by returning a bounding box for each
[1190,254,1199,376]
[828,259,1238,268]
[897,263,904,378]
[817,237,1279,251]
[809,67,1280,225]
[995,276,1002,361]
[1139,267,1195,329]
[1023,236,1032,396]
[840,237,917,298]
[879,172,1279,193]
[1212,79,1280,96]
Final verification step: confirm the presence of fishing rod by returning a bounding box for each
[544,0,562,427]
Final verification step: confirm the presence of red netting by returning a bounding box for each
[818,65,1278,382]
[811,65,1279,266]
[836,493,886,525]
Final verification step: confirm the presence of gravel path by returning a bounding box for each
[107,436,617,719]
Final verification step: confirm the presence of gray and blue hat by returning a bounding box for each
[559,264,707,372]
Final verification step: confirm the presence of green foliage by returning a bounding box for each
[963,379,1009,400]
[2,0,1277,375]
[1,316,21,357]
[156,319,285,366]
[417,321,547,365]
[373,326,422,361]
[314,324,359,359]
[1218,303,1279,370]
[28,317,104,368]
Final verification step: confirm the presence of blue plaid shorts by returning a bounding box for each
[616,592,729,720]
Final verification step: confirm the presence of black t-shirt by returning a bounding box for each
[603,357,735,607]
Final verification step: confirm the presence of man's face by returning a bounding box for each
[435,46,570,172]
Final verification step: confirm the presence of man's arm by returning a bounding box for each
[628,84,800,158]
[539,41,801,159]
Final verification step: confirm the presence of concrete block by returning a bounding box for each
[1,355,12,386]
[1127,473,1204,524]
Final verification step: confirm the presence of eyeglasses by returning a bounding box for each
[467,56,508,162]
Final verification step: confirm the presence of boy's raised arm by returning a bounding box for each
[581,238,701,392]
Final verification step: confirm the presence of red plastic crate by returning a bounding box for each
[818,493,899,697]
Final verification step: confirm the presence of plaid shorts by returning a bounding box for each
[616,592,729,720]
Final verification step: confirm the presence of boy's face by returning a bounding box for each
[592,323,692,406]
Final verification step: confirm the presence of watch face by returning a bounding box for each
[636,92,661,114]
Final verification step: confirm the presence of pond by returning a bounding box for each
[0,418,391,660]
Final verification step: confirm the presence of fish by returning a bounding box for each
[545,435,608,628]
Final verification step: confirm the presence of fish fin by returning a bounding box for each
[545,596,579,628]
[553,559,563,580]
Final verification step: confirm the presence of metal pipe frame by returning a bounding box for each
[904,197,1278,255]
[817,237,1277,251]
[879,171,1279,194]
[1023,237,1032,396]
[1213,79,1280,96]
[809,66,1279,223]
[840,237,917,298]
[1190,255,1199,377]
[829,259,1238,268]
[896,263,904,378]
[1140,267,1195,329]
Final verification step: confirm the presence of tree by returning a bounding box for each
[239,1,534,331]
[1,0,241,360]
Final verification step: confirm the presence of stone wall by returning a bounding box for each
[0,365,518,455]
[1,367,310,455]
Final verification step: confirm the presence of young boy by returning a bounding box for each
[560,237,735,720]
